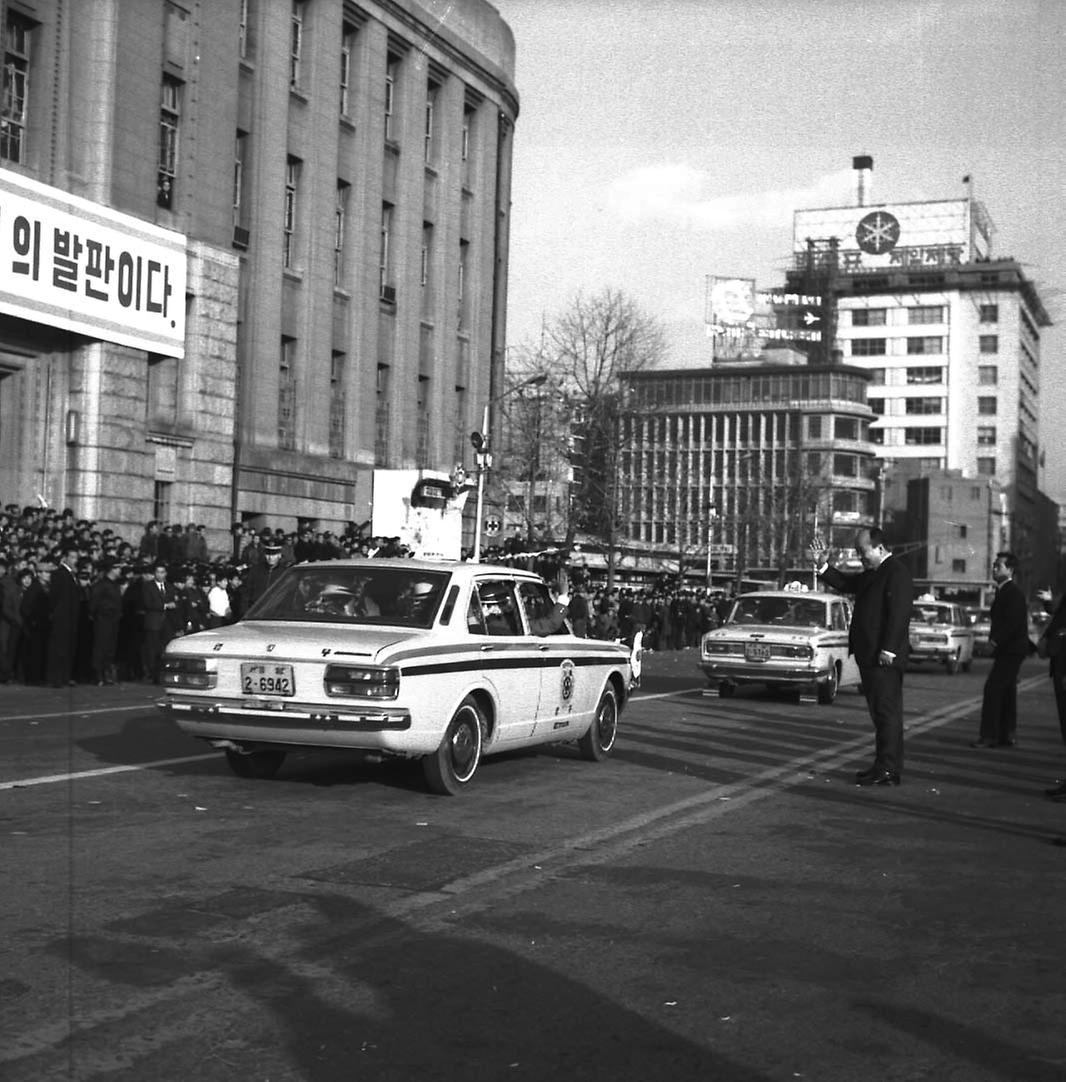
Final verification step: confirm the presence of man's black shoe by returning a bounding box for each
[969,739,997,748]
[857,769,901,787]
[855,765,880,780]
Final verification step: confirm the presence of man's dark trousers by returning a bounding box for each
[860,664,904,775]
[979,653,1024,744]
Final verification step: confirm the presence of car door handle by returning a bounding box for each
[480,644,495,652]
[538,644,550,651]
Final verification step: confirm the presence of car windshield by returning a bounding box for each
[729,595,829,628]
[243,566,450,629]
[912,604,950,624]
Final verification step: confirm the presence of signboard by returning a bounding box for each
[0,167,187,357]
[484,515,501,537]
[372,469,469,560]
[705,276,824,354]
[793,198,993,276]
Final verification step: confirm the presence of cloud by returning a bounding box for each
[607,164,858,232]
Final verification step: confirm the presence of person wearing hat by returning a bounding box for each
[46,542,81,687]
[241,536,289,610]
[89,561,123,685]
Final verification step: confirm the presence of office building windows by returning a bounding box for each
[238,0,251,60]
[979,335,999,354]
[852,338,886,356]
[905,427,941,445]
[279,337,297,450]
[385,53,400,140]
[907,336,943,355]
[868,368,885,385]
[908,305,945,324]
[978,365,998,386]
[340,23,356,115]
[157,75,182,208]
[425,80,439,163]
[905,397,942,415]
[283,156,300,269]
[290,1,305,89]
[379,203,393,300]
[458,238,469,327]
[1,10,32,164]
[421,222,433,288]
[852,308,886,326]
[906,366,943,384]
[334,180,349,286]
[329,351,346,458]
[978,396,997,416]
[977,456,996,476]
[868,398,884,415]
[952,559,966,573]
[977,426,996,446]
[979,304,998,323]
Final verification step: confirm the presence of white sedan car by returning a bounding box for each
[908,599,975,673]
[699,590,859,704]
[158,559,634,794]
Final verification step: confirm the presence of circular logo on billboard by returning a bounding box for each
[855,210,900,255]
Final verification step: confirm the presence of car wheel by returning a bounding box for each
[578,685,619,762]
[818,663,840,705]
[224,747,286,779]
[717,681,736,698]
[423,696,484,795]
[946,651,960,675]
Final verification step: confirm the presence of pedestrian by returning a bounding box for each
[141,561,178,683]
[0,555,19,683]
[206,570,233,627]
[971,552,1031,749]
[809,527,913,786]
[46,542,81,687]
[1036,586,1066,801]
[241,537,289,609]
[20,564,50,684]
[89,561,124,684]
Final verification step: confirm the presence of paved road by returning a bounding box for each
[2,654,1065,1081]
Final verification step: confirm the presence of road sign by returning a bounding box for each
[484,515,501,536]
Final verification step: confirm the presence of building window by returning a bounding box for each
[833,491,856,513]
[329,350,346,458]
[157,76,182,208]
[979,304,998,323]
[978,365,997,386]
[808,416,822,438]
[375,363,391,462]
[851,338,886,356]
[868,397,884,415]
[834,417,858,440]
[384,53,399,140]
[977,456,996,476]
[379,202,393,299]
[289,1,304,89]
[340,23,355,115]
[153,480,173,525]
[424,80,438,164]
[283,156,300,269]
[869,427,884,444]
[978,396,996,416]
[1,10,32,164]
[232,129,248,238]
[461,101,476,186]
[905,397,942,415]
[868,368,885,385]
[416,375,430,466]
[907,336,944,355]
[279,337,296,450]
[977,426,997,446]
[852,308,886,326]
[952,559,967,574]
[957,523,968,539]
[421,222,433,288]
[833,453,857,477]
[458,238,469,328]
[147,352,179,428]
[334,180,349,286]
[905,427,941,445]
[908,305,945,324]
[906,366,943,384]
[979,335,999,354]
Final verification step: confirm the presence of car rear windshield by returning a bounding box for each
[729,596,829,628]
[244,567,451,629]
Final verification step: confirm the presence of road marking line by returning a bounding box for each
[0,754,218,791]
[1,702,158,723]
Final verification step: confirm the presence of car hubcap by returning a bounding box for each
[597,696,617,751]
[450,709,480,780]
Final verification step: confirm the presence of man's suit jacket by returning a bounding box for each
[820,555,913,670]
[1042,594,1066,674]
[141,579,175,633]
[989,578,1030,658]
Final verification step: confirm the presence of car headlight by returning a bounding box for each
[162,656,217,689]
[324,664,400,699]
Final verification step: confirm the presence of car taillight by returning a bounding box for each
[162,656,217,689]
[774,644,814,659]
[324,664,400,699]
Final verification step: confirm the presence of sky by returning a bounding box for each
[490,0,1066,501]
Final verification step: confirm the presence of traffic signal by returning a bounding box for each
[470,431,485,452]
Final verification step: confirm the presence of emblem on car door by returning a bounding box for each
[560,659,575,702]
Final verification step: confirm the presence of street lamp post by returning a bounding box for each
[470,372,548,563]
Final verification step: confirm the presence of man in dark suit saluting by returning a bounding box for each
[809,527,914,787]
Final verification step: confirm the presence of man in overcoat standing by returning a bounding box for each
[809,527,914,786]
[972,552,1030,748]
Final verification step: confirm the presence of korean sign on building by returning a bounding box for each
[704,275,824,357]
[792,198,993,277]
[0,168,187,357]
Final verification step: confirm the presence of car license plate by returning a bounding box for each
[241,662,295,696]
[745,642,771,662]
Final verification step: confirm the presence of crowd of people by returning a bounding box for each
[0,502,731,688]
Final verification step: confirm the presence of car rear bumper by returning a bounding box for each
[699,662,830,685]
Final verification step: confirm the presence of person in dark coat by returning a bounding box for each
[0,556,20,683]
[141,561,179,683]
[810,527,913,787]
[89,562,124,685]
[19,566,50,685]
[971,552,1031,748]
[241,539,290,610]
[1036,586,1066,801]
[46,544,81,687]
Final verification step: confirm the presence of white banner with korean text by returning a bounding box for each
[0,167,187,357]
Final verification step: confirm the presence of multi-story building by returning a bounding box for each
[785,161,1053,571]
[617,360,877,582]
[0,0,517,552]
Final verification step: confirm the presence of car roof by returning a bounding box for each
[735,590,839,600]
[288,558,543,582]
